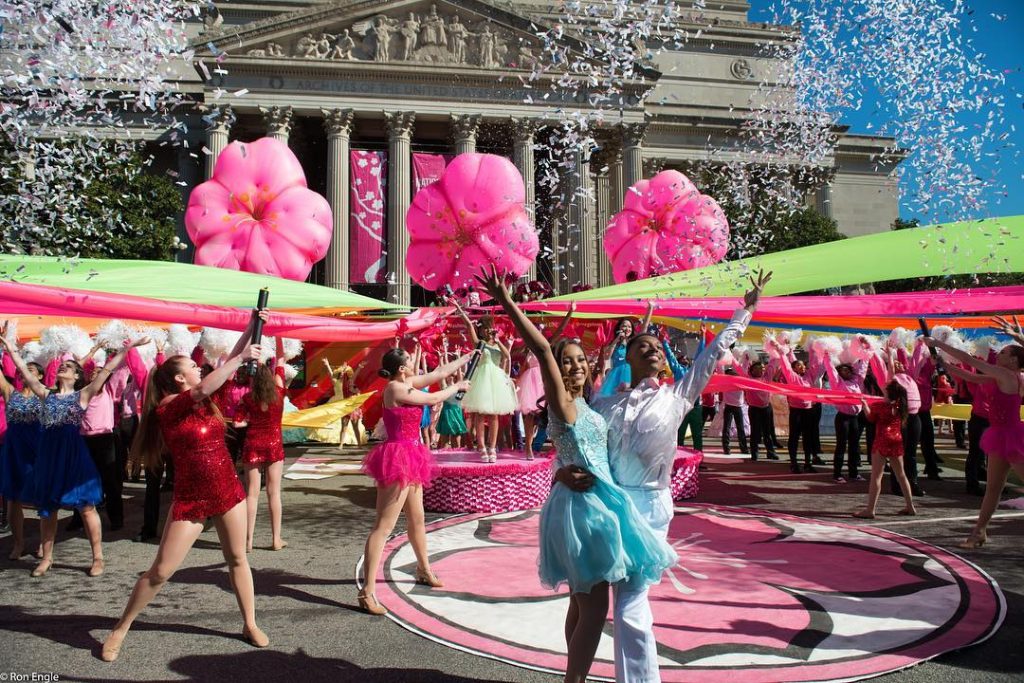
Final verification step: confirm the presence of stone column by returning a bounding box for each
[451,114,481,155]
[204,105,234,179]
[592,146,613,288]
[609,143,625,215]
[562,147,595,290]
[385,111,415,306]
[511,117,539,280]
[261,105,294,143]
[322,108,354,290]
[621,121,648,190]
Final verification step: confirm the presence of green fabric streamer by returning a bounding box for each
[554,215,1024,300]
[0,255,396,310]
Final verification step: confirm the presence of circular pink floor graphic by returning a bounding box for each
[372,504,1004,683]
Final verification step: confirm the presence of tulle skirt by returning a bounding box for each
[981,424,1024,463]
[517,364,545,415]
[30,424,102,517]
[0,422,40,502]
[362,440,434,488]
[462,362,518,416]
[599,363,632,397]
[437,402,467,436]
[538,477,678,594]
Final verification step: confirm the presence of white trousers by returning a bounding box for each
[613,487,674,683]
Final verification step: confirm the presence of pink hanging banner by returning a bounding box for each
[349,150,388,285]
[412,153,450,192]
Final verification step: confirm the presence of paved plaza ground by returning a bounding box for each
[1,434,1021,682]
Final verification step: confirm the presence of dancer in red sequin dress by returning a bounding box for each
[855,378,917,520]
[925,337,1024,549]
[239,342,287,553]
[101,312,270,662]
[358,345,476,616]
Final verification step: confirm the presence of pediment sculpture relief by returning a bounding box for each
[243,3,538,70]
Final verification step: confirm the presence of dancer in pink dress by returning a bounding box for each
[924,338,1024,548]
[358,346,476,615]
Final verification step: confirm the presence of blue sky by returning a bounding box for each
[747,0,1023,223]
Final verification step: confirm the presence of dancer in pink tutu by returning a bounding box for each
[518,302,576,459]
[924,337,1024,548]
[358,346,475,615]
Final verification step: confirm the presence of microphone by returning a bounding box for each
[456,341,485,402]
[249,288,270,376]
[917,317,946,374]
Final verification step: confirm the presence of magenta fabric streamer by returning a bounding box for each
[522,286,1024,319]
[706,374,884,407]
[0,280,443,343]
[349,150,388,285]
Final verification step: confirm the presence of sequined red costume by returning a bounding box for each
[157,392,245,521]
[362,405,434,488]
[867,402,904,459]
[239,387,285,467]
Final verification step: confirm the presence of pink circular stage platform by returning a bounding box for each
[423,447,704,514]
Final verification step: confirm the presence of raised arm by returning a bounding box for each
[191,311,267,401]
[639,300,655,335]
[548,301,577,343]
[673,269,770,404]
[476,266,576,424]
[944,363,995,386]
[823,353,841,388]
[410,351,475,389]
[869,349,893,388]
[992,315,1024,346]
[924,337,1016,392]
[81,337,150,406]
[227,311,260,360]
[385,378,467,407]
[449,298,479,345]
[0,327,48,399]
[662,337,687,381]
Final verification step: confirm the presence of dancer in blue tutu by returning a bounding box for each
[0,346,43,561]
[476,267,676,683]
[598,303,654,397]
[0,327,148,578]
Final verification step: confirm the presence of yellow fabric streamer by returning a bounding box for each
[931,403,1024,422]
[281,392,375,428]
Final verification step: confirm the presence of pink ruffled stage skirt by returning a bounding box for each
[362,439,434,488]
[980,424,1024,463]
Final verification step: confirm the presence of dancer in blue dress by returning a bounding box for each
[476,267,675,683]
[0,327,148,577]
[0,355,43,561]
[598,303,654,398]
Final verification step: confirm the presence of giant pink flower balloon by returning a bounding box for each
[406,153,538,292]
[603,170,729,284]
[185,138,332,281]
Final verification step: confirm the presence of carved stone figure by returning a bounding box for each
[266,42,285,57]
[370,16,397,62]
[329,30,356,60]
[478,25,496,68]
[420,4,447,47]
[315,33,332,59]
[296,33,318,59]
[400,13,420,60]
[448,16,467,63]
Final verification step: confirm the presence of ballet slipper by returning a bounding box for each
[31,558,52,577]
[242,625,270,648]
[101,629,127,662]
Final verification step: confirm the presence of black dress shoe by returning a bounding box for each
[767,453,780,461]
[133,530,157,543]
[926,472,942,481]
[789,463,801,474]
[911,484,926,497]
[812,456,827,466]
[803,463,817,473]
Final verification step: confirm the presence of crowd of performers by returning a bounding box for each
[0,275,1022,681]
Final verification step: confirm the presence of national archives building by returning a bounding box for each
[158,0,901,306]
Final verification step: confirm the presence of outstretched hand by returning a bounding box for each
[992,315,1023,341]
[474,265,510,303]
[743,268,772,311]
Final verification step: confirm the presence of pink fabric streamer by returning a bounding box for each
[412,153,450,192]
[706,374,885,407]
[523,286,1024,318]
[349,150,387,285]
[0,280,443,343]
